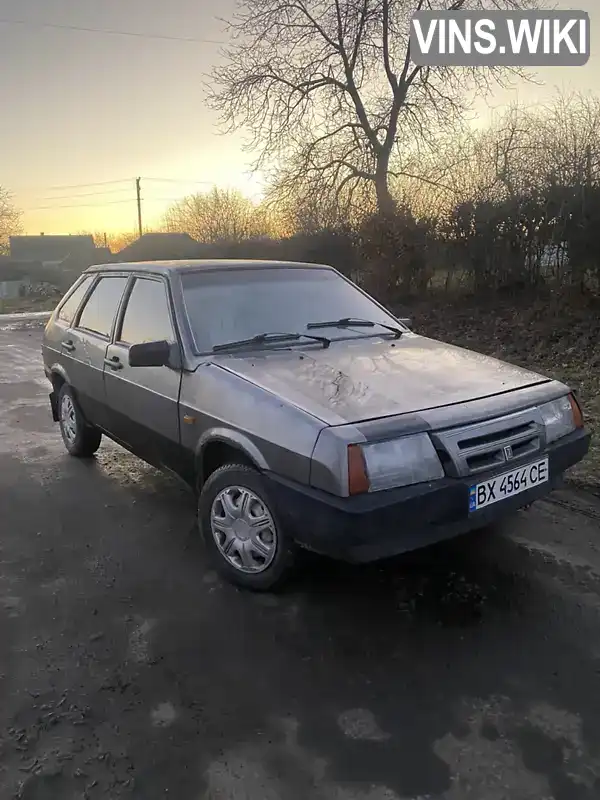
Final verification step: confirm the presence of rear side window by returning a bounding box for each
[77,276,128,338]
[118,278,175,345]
[57,275,94,325]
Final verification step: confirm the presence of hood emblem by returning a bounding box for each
[503,445,513,461]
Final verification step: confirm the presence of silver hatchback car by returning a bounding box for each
[42,260,590,590]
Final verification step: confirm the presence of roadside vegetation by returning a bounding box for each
[412,291,600,494]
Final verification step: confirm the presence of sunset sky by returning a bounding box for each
[1,0,598,236]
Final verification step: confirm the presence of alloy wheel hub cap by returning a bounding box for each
[210,485,277,574]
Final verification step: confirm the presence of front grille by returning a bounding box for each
[457,421,535,450]
[464,433,540,472]
[432,408,545,478]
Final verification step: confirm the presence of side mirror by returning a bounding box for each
[398,317,412,330]
[128,340,171,367]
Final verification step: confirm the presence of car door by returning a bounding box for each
[43,273,96,373]
[66,275,129,430]
[103,275,183,472]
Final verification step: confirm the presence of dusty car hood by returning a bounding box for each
[211,333,551,425]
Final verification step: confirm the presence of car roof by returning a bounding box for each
[84,259,334,275]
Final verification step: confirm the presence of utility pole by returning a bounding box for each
[585,143,592,186]
[136,177,143,238]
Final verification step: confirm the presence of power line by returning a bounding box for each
[36,187,134,201]
[21,176,221,215]
[23,177,215,194]
[26,199,137,211]
[26,197,186,210]
[0,17,225,44]
[142,177,215,185]
[42,178,133,191]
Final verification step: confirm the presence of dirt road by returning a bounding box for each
[1,322,600,800]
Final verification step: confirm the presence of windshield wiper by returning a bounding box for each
[212,331,330,352]
[306,317,403,339]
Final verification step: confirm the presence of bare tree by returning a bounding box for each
[450,94,600,205]
[162,187,273,242]
[207,0,545,216]
[0,187,22,255]
[534,93,600,189]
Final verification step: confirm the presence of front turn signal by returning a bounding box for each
[347,444,370,495]
[569,393,584,429]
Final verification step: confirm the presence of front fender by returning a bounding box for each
[195,427,270,484]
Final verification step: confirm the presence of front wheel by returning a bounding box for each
[58,384,102,457]
[198,464,296,591]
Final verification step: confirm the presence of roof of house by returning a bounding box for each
[85,259,330,275]
[93,247,113,262]
[116,232,202,262]
[10,235,96,263]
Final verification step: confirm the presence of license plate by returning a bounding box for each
[469,457,549,512]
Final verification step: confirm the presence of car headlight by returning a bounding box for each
[539,394,583,444]
[348,433,444,494]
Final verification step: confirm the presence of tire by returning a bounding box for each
[57,383,102,458]
[198,463,296,591]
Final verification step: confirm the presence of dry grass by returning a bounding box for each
[407,290,600,494]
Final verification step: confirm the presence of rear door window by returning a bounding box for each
[57,275,94,325]
[77,276,128,338]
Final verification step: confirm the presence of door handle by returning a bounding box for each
[104,356,123,370]
[62,340,75,352]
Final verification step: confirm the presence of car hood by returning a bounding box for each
[210,333,551,426]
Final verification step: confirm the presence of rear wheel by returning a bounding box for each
[198,463,296,591]
[58,384,102,457]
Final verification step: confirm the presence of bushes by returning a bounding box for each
[357,210,434,302]
[156,196,599,307]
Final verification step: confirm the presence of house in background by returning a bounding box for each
[0,257,33,300]
[93,247,113,263]
[9,234,114,293]
[114,232,288,262]
[116,232,202,262]
[9,234,98,265]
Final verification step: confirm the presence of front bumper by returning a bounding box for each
[266,429,591,564]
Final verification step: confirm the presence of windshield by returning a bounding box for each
[180,267,403,352]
